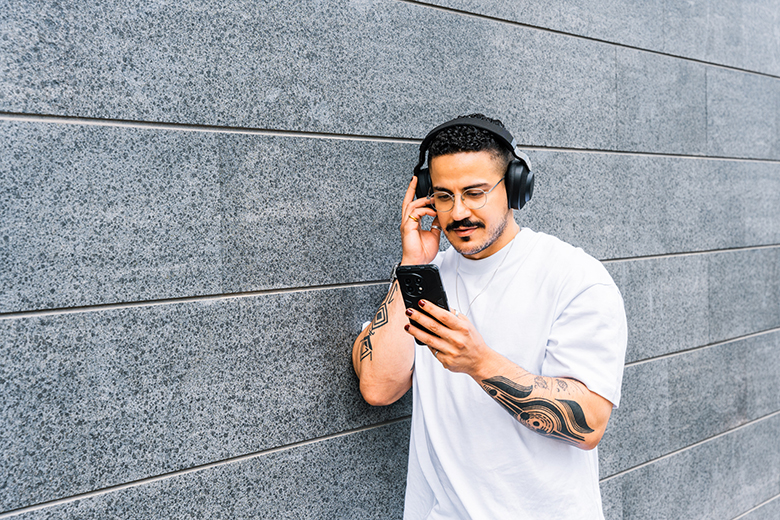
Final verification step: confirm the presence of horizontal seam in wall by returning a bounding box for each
[602,243,780,264]
[0,416,412,518]
[525,144,780,164]
[599,409,780,484]
[0,112,421,144]
[0,280,390,320]
[624,326,780,368]
[3,244,778,319]
[3,112,780,164]
[732,493,780,520]
[399,0,780,81]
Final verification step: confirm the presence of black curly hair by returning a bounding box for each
[427,113,513,168]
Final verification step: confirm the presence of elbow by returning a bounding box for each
[580,435,603,451]
[579,421,609,451]
[359,383,400,407]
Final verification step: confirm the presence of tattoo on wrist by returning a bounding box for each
[481,376,594,445]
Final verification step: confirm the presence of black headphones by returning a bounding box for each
[413,117,534,210]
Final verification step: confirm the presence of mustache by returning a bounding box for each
[446,219,485,232]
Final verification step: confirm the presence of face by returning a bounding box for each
[429,150,519,259]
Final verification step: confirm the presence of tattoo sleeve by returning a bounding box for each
[481,375,594,446]
[360,283,398,362]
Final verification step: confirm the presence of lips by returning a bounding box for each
[452,226,478,237]
[446,219,485,239]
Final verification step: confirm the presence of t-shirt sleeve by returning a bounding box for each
[541,282,628,408]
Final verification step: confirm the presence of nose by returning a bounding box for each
[450,194,472,221]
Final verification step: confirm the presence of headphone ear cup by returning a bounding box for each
[505,160,533,210]
[415,168,432,200]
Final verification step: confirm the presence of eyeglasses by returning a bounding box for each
[427,177,505,212]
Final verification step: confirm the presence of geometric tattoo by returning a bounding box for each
[481,376,594,445]
[359,333,374,361]
[360,283,397,362]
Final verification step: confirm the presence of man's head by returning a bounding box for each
[425,114,521,259]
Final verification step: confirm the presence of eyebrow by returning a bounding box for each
[431,182,492,194]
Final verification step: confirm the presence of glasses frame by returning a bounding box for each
[427,177,506,213]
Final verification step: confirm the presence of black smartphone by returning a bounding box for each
[396,264,450,346]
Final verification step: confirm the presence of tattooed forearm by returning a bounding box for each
[360,283,398,363]
[372,283,397,330]
[481,376,594,446]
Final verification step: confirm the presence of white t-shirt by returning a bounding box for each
[403,228,627,520]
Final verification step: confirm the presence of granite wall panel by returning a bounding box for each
[523,152,780,261]
[741,496,780,520]
[425,0,780,77]
[8,420,411,520]
[0,284,409,511]
[705,0,780,76]
[707,68,780,159]
[600,413,780,520]
[708,248,780,342]
[0,121,411,312]
[0,0,617,150]
[3,0,778,160]
[0,121,223,312]
[5,121,780,313]
[605,247,780,363]
[616,48,707,155]
[599,330,780,477]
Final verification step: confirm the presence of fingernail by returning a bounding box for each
[404,324,410,332]
[418,300,426,307]
[405,309,413,316]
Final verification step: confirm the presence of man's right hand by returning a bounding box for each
[400,176,442,265]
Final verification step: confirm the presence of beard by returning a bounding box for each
[445,211,511,257]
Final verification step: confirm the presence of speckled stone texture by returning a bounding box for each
[599,330,780,476]
[0,122,223,312]
[426,0,780,77]
[601,413,780,520]
[605,247,780,363]
[707,68,780,160]
[0,285,410,511]
[8,420,410,520]
[521,151,780,261]
[0,121,411,312]
[4,0,777,159]
[616,49,707,155]
[6,122,780,313]
[740,497,780,520]
[0,0,615,150]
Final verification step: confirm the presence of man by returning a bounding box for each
[352,114,627,519]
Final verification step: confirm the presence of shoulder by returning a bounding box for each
[528,230,614,287]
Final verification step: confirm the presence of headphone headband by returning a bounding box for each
[414,117,529,175]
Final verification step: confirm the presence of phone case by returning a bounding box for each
[396,264,449,345]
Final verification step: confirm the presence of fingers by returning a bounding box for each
[430,215,443,234]
[415,300,464,329]
[401,176,418,214]
[404,320,444,351]
[403,302,465,347]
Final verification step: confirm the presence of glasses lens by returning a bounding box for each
[430,192,454,212]
[462,189,487,209]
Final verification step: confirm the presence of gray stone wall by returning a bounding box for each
[1,0,778,518]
